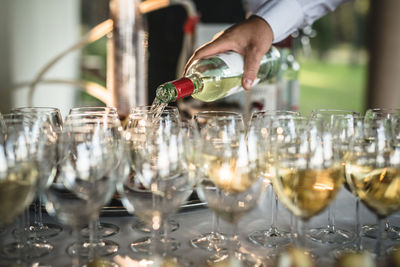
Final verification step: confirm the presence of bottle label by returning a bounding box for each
[172,78,195,100]
[215,51,244,75]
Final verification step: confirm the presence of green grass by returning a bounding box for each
[298,59,367,116]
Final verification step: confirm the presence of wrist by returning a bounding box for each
[248,15,274,44]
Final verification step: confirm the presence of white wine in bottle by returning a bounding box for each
[154,46,281,104]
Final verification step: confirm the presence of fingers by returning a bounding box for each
[242,47,265,90]
[184,31,237,75]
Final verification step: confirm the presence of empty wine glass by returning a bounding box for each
[190,111,245,256]
[126,105,183,238]
[118,106,193,258]
[196,111,265,265]
[44,117,120,266]
[1,113,57,260]
[345,116,400,260]
[272,116,344,255]
[68,107,122,240]
[308,109,358,245]
[11,107,63,239]
[247,110,300,248]
[64,112,123,258]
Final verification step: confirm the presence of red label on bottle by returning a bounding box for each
[172,78,195,100]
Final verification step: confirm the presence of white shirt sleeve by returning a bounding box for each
[248,0,352,42]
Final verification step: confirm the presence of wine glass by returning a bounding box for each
[0,120,38,237]
[360,108,400,240]
[190,111,245,256]
[247,110,300,249]
[272,116,344,254]
[119,106,193,259]
[1,113,57,260]
[308,109,358,245]
[68,107,121,240]
[126,105,183,237]
[64,112,123,258]
[44,117,120,266]
[345,116,400,260]
[195,111,265,265]
[11,107,63,239]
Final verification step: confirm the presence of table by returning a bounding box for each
[1,187,400,267]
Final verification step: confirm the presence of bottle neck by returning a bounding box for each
[156,76,203,103]
[172,77,196,100]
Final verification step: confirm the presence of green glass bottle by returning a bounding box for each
[155,46,281,104]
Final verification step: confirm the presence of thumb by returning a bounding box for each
[242,48,264,90]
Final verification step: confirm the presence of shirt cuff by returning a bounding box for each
[253,0,305,43]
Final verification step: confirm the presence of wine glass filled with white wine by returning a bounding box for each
[195,111,265,265]
[345,116,400,260]
[272,116,344,254]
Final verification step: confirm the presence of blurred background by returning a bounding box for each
[0,0,399,117]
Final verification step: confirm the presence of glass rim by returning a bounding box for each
[12,106,60,112]
[194,110,242,119]
[129,105,179,113]
[69,106,118,114]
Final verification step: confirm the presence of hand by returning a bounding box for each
[184,15,274,90]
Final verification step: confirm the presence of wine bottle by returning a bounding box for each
[155,46,281,104]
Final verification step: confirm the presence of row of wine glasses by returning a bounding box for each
[189,108,400,265]
[1,106,400,266]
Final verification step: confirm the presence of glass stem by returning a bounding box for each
[290,213,295,242]
[23,207,30,239]
[162,216,170,254]
[72,228,82,267]
[297,218,309,249]
[215,188,223,238]
[355,198,363,251]
[227,221,239,258]
[375,216,385,259]
[150,181,162,256]
[88,219,97,261]
[16,212,28,263]
[271,193,278,231]
[327,202,336,232]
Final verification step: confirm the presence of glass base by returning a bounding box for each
[13,223,62,239]
[190,232,230,252]
[206,250,266,266]
[248,228,290,248]
[80,222,120,238]
[1,241,53,260]
[130,236,180,254]
[67,239,119,258]
[362,224,400,240]
[131,218,179,234]
[119,254,193,267]
[86,258,118,267]
[308,227,353,244]
[235,251,267,267]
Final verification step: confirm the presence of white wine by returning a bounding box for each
[192,76,242,102]
[154,47,281,104]
[273,165,344,220]
[0,163,38,228]
[346,163,400,217]
[202,153,257,194]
